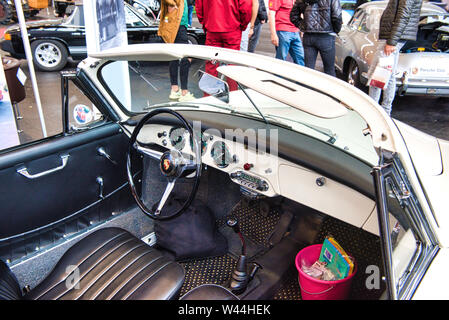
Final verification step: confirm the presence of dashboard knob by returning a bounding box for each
[243,163,253,171]
[316,177,326,187]
[230,171,242,179]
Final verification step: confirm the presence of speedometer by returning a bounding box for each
[210,141,232,168]
[169,127,187,150]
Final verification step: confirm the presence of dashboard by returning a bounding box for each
[128,120,379,236]
[136,124,278,198]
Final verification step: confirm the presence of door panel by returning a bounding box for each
[0,123,136,262]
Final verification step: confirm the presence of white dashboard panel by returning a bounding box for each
[278,164,376,230]
[126,123,377,232]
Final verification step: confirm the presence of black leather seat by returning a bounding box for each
[1,228,185,300]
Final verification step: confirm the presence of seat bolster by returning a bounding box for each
[180,284,239,300]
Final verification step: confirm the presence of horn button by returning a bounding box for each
[160,150,182,177]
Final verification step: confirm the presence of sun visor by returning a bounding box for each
[217,65,348,119]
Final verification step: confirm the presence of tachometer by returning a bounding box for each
[210,141,232,168]
[169,127,187,150]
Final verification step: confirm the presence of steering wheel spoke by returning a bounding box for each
[133,142,163,160]
[181,157,199,174]
[127,108,202,220]
[154,180,176,216]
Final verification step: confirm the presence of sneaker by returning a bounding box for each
[178,92,196,102]
[169,90,182,100]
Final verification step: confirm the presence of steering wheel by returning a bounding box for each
[126,108,202,220]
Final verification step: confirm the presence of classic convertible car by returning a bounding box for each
[0,43,448,301]
[335,1,449,96]
[0,2,205,71]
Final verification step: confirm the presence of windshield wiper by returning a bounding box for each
[128,63,159,91]
[264,113,337,144]
[237,83,269,125]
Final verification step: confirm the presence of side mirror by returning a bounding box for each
[198,71,230,104]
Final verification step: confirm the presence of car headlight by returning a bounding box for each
[4,33,11,41]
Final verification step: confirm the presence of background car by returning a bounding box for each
[0,2,205,71]
[335,1,449,97]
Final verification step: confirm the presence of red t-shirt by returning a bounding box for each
[268,0,298,32]
[196,0,252,33]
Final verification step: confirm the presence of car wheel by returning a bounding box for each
[346,59,361,88]
[187,35,198,45]
[0,0,12,25]
[31,40,68,72]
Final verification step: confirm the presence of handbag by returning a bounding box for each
[367,52,395,90]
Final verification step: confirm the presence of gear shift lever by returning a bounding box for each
[227,218,249,294]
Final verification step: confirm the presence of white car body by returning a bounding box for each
[79,42,449,299]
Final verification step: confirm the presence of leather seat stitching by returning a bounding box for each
[72,243,146,300]
[121,261,175,300]
[89,249,154,300]
[53,236,136,300]
[105,254,166,300]
[34,231,127,299]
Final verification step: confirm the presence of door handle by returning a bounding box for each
[97,147,117,165]
[17,154,70,179]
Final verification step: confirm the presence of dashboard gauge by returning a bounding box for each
[190,131,208,155]
[210,141,232,168]
[169,127,187,150]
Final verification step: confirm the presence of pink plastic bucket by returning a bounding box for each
[295,244,357,300]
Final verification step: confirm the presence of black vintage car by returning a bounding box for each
[0,2,205,71]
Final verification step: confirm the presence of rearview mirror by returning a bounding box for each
[198,71,230,103]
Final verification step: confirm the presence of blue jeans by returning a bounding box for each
[303,33,336,76]
[368,41,406,115]
[248,23,263,53]
[275,31,305,66]
[188,5,194,26]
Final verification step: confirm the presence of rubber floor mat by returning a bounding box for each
[274,216,385,300]
[217,200,281,248]
[179,254,237,297]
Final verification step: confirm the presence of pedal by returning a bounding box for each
[268,211,294,247]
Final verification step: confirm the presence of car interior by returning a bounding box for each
[0,56,397,301]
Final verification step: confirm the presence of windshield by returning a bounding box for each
[100,59,379,165]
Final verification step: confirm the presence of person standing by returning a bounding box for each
[187,0,195,26]
[248,0,268,52]
[268,0,305,65]
[367,0,423,115]
[241,0,260,51]
[196,0,252,90]
[158,0,195,101]
[290,0,342,76]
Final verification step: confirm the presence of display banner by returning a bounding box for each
[0,56,20,150]
[84,0,131,108]
[84,0,128,54]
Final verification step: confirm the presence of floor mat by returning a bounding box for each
[179,200,282,296]
[217,200,281,248]
[274,216,385,300]
[179,254,237,297]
